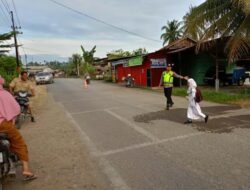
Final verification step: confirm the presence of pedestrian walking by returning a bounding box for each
[83,72,90,88]
[184,77,209,124]
[159,63,185,110]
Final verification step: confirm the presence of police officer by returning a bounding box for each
[159,63,184,110]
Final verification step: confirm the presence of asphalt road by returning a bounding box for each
[48,78,250,190]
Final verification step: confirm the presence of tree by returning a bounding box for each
[184,0,250,62]
[107,48,147,59]
[80,45,96,74]
[70,54,82,76]
[0,55,18,86]
[107,49,131,59]
[183,6,205,41]
[0,32,14,54]
[132,48,148,56]
[160,20,183,46]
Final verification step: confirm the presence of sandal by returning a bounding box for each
[23,172,38,181]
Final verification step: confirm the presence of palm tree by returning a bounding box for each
[80,45,96,74]
[80,45,96,65]
[71,54,82,76]
[160,20,183,46]
[0,32,14,54]
[184,0,250,62]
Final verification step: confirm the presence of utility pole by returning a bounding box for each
[10,11,20,73]
[25,54,28,71]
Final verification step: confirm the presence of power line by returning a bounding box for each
[48,0,161,43]
[1,0,10,13]
[0,4,11,25]
[11,0,21,27]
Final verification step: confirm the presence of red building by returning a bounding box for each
[111,50,168,87]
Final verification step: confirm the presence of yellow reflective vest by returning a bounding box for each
[162,71,174,87]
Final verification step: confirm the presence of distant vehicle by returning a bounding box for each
[204,66,249,86]
[35,72,54,85]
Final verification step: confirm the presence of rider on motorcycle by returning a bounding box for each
[125,74,135,87]
[0,76,37,181]
[9,71,35,122]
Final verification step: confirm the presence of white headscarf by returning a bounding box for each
[187,78,197,94]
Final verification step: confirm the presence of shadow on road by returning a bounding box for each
[134,106,250,133]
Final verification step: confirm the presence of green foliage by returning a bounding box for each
[81,45,96,65]
[0,55,19,87]
[81,63,96,75]
[172,87,250,104]
[184,0,250,62]
[103,73,112,82]
[107,48,148,59]
[107,49,131,59]
[161,20,183,46]
[0,32,14,54]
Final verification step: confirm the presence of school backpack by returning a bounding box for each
[195,88,203,103]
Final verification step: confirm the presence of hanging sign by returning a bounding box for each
[128,56,143,67]
[150,58,167,68]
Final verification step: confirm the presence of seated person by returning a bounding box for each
[0,76,37,181]
[9,71,35,122]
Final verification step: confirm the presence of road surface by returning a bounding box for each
[46,78,250,190]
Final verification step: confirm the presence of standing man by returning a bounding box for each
[9,71,35,122]
[159,63,185,110]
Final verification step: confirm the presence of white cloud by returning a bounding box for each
[3,0,205,62]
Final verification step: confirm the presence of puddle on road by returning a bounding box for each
[134,106,250,134]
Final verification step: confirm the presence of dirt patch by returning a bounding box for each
[4,85,110,190]
[231,99,250,108]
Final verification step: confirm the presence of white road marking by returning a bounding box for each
[105,109,160,141]
[58,103,132,190]
[70,106,128,115]
[97,132,203,157]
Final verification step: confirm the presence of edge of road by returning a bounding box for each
[5,85,112,190]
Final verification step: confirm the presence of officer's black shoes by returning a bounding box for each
[170,103,174,107]
[166,106,169,110]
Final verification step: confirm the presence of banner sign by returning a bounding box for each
[111,59,128,66]
[150,58,167,68]
[128,56,143,67]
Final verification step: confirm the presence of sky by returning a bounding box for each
[0,0,205,63]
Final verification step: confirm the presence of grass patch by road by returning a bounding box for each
[173,87,250,105]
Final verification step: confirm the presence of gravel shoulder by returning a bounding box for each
[5,85,110,190]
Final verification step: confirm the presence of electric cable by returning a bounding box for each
[48,0,161,43]
[11,0,21,27]
[0,4,11,25]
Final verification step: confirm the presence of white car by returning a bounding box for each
[35,72,54,85]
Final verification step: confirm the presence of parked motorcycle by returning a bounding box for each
[15,91,32,129]
[0,133,19,186]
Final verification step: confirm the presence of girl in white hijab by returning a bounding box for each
[184,78,208,124]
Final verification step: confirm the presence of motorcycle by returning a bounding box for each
[0,133,19,186]
[125,77,135,87]
[15,91,32,129]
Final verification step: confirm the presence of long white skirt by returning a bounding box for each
[187,99,206,120]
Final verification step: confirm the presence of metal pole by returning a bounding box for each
[10,11,20,72]
[215,41,219,92]
[25,54,28,71]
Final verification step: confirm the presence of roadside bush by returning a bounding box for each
[0,69,18,88]
[104,74,112,82]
